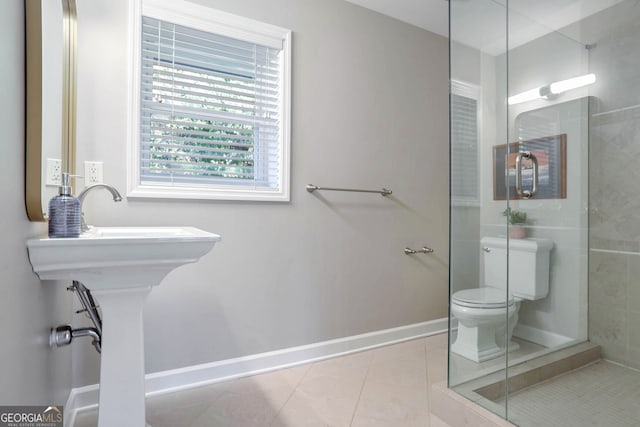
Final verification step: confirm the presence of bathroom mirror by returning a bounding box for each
[25,0,77,221]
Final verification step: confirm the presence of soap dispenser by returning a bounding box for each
[48,173,81,238]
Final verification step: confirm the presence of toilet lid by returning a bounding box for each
[452,287,514,308]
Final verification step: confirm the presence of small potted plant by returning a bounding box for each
[503,208,527,239]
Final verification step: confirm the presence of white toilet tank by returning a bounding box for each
[481,237,553,300]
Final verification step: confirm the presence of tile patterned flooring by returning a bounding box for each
[498,360,640,427]
[74,334,453,427]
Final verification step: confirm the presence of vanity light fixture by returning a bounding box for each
[508,73,596,105]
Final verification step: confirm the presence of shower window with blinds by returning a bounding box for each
[128,0,291,201]
[451,80,481,205]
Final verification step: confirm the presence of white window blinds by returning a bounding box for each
[139,16,284,191]
[451,80,480,205]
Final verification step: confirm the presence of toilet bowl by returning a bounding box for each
[451,287,520,362]
[450,237,553,363]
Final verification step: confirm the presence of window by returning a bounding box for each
[450,80,481,206]
[128,0,291,201]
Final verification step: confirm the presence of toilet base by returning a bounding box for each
[452,339,503,363]
[451,321,499,362]
[450,299,521,363]
[452,331,522,363]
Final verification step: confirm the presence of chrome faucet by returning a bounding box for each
[77,184,123,232]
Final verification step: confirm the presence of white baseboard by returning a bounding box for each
[514,323,573,348]
[65,318,448,425]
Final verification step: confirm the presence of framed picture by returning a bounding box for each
[493,134,567,200]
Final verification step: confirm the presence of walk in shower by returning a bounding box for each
[449,0,640,425]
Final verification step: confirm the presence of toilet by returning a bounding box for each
[451,237,553,363]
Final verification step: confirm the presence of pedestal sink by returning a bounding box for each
[27,226,221,427]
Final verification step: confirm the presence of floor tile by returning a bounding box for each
[353,380,428,425]
[73,335,458,427]
[426,346,448,384]
[424,333,449,350]
[304,350,373,382]
[271,388,358,427]
[297,370,366,400]
[430,413,451,427]
[351,414,427,427]
[189,390,282,427]
[366,357,428,388]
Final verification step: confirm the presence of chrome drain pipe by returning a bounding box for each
[50,325,101,353]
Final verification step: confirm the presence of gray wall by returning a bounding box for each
[0,0,72,406]
[73,0,450,386]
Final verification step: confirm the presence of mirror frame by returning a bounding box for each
[26,0,77,221]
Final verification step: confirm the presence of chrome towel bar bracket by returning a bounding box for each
[306,184,392,196]
[404,246,435,255]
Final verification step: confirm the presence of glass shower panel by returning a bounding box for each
[450,0,595,422]
[502,3,591,424]
[448,0,509,418]
[451,0,640,425]
[504,3,640,425]
[507,0,591,346]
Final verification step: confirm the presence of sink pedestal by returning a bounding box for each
[93,286,152,427]
[26,226,221,427]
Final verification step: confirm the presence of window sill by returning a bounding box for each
[127,184,290,202]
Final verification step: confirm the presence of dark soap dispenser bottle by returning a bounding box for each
[48,172,81,238]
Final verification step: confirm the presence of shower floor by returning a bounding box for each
[498,360,640,427]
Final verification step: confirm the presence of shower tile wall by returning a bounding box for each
[588,10,640,370]
[590,109,640,251]
[589,108,640,369]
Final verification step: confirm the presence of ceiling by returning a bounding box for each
[343,0,449,37]
[344,0,632,55]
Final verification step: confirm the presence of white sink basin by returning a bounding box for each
[27,226,221,427]
[83,226,210,238]
[27,226,221,290]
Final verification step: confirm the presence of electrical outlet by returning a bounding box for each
[46,158,62,186]
[84,161,104,186]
